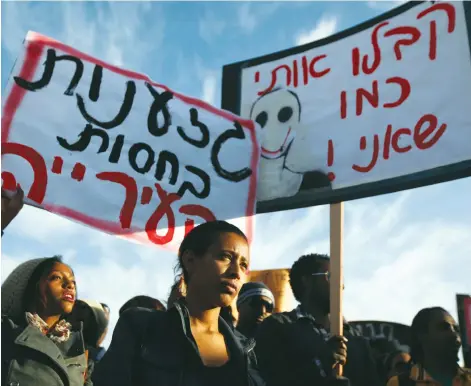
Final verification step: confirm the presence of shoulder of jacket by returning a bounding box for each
[1,314,14,325]
[119,308,169,335]
[265,311,295,324]
[233,328,256,350]
[1,315,22,333]
[387,375,401,386]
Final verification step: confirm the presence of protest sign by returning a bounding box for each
[1,31,260,248]
[222,1,471,213]
[349,320,411,350]
[249,268,294,313]
[456,294,471,367]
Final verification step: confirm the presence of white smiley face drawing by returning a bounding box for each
[250,88,300,159]
[249,88,332,202]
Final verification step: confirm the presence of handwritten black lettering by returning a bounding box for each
[57,124,109,153]
[128,142,155,174]
[14,48,83,96]
[89,65,103,101]
[155,150,179,185]
[177,165,211,199]
[108,134,125,163]
[177,108,210,148]
[211,121,252,182]
[76,79,136,130]
[146,83,173,137]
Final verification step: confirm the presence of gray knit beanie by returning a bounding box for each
[1,257,58,322]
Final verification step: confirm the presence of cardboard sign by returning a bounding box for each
[222,1,471,213]
[1,32,260,248]
[249,268,294,313]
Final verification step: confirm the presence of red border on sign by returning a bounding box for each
[464,296,471,346]
[1,32,259,244]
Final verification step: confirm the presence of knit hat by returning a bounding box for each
[1,257,57,322]
[76,299,109,347]
[237,282,275,308]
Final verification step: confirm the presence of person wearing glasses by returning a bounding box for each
[256,253,380,386]
[236,282,275,339]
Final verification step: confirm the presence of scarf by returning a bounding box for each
[26,312,72,343]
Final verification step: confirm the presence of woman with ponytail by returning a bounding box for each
[93,220,265,386]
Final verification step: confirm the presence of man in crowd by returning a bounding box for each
[236,282,275,339]
[256,253,380,386]
[119,295,166,316]
[387,307,471,386]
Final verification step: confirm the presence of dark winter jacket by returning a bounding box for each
[2,314,91,386]
[92,301,265,386]
[256,306,380,386]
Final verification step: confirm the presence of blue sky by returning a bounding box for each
[1,1,470,348]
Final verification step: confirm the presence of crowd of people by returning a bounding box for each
[2,186,470,386]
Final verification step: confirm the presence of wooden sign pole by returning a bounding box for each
[330,202,344,376]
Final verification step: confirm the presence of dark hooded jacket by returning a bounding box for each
[256,306,380,386]
[92,300,265,386]
[1,257,91,386]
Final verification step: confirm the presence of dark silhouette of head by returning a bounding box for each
[289,253,330,311]
[410,307,461,364]
[119,295,166,316]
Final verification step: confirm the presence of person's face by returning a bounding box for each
[303,260,330,312]
[38,262,76,316]
[421,310,461,361]
[238,295,274,327]
[184,232,250,308]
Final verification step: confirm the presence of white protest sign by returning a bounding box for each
[222,1,471,213]
[1,31,260,248]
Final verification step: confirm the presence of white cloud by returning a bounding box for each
[367,0,407,11]
[295,15,338,46]
[198,9,226,44]
[237,3,257,34]
[201,74,217,106]
[4,206,81,243]
[1,2,165,70]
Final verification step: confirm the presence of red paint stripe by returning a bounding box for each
[244,125,260,243]
[464,296,471,345]
[1,42,44,144]
[4,32,258,246]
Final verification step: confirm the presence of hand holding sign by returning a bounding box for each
[1,32,261,248]
[1,186,25,233]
